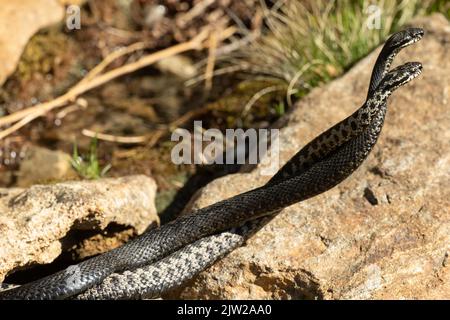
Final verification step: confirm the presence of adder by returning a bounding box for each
[0,28,424,300]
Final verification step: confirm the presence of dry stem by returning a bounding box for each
[0,28,224,140]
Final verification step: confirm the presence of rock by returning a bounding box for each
[0,170,13,187]
[0,175,158,281]
[70,228,136,260]
[15,145,77,187]
[171,15,450,299]
[0,0,65,86]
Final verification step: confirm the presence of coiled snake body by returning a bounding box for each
[0,28,424,300]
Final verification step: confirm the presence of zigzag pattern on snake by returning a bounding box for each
[0,28,423,300]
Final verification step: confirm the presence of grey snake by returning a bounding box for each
[0,28,424,300]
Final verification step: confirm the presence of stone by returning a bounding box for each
[171,15,450,299]
[15,145,77,187]
[0,175,158,281]
[0,0,65,86]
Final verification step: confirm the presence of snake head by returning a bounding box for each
[385,28,424,50]
[378,61,422,94]
[368,28,424,97]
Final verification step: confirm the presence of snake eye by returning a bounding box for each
[409,28,424,39]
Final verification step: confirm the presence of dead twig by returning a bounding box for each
[242,85,284,116]
[0,29,212,140]
[82,101,213,147]
[79,42,147,86]
[204,31,219,92]
[56,98,88,120]
[82,129,148,144]
[177,0,216,27]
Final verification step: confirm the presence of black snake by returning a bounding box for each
[0,28,424,300]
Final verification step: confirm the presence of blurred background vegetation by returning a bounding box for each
[0,0,448,219]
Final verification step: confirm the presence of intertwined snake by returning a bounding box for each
[0,28,424,300]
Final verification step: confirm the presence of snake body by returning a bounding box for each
[0,28,423,300]
[75,219,268,299]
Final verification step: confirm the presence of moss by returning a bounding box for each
[17,29,74,82]
[0,27,81,105]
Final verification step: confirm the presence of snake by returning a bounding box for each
[0,28,423,300]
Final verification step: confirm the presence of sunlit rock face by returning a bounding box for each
[170,15,450,300]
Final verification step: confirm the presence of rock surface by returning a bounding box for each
[0,175,158,282]
[0,0,65,86]
[172,15,450,299]
[16,145,77,187]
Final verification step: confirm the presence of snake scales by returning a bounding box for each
[0,28,423,300]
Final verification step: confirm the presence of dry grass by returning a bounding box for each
[222,0,445,109]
